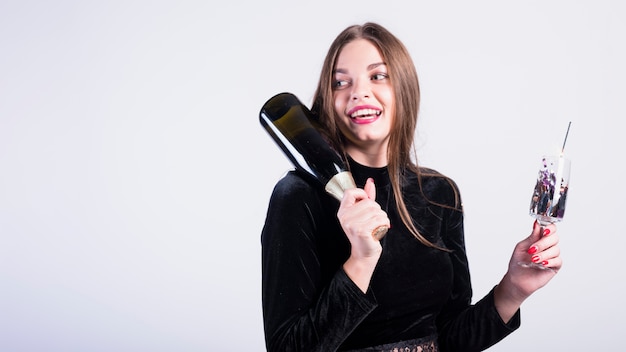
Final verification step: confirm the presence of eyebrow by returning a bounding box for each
[334,62,387,74]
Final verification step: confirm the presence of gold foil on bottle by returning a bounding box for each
[372,225,389,240]
[324,171,357,201]
[325,171,389,241]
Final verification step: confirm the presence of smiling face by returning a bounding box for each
[333,39,395,167]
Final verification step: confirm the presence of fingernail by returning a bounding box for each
[528,246,538,255]
[542,260,549,266]
[532,255,541,263]
[543,228,551,236]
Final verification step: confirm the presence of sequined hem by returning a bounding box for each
[344,334,438,352]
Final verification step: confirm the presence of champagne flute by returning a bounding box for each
[519,123,572,269]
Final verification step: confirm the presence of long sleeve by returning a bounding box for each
[261,172,377,352]
[434,178,521,351]
[261,164,521,352]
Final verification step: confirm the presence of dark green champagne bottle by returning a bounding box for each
[259,92,388,239]
[259,92,354,200]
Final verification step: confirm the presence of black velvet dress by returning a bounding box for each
[261,158,520,351]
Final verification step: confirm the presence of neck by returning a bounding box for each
[346,147,388,168]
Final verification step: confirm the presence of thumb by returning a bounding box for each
[363,178,376,201]
[522,220,543,247]
[530,220,544,240]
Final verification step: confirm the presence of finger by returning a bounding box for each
[529,244,561,265]
[363,180,390,239]
[535,254,563,271]
[340,187,368,207]
[363,177,376,201]
[338,197,384,232]
[519,221,541,249]
[525,222,557,252]
[531,220,543,240]
[542,256,563,270]
[340,201,389,240]
[541,223,557,237]
[528,231,560,255]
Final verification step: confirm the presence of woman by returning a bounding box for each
[261,22,561,352]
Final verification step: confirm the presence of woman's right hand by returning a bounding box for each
[338,178,389,258]
[338,178,389,291]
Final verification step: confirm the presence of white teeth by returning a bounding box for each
[350,109,381,118]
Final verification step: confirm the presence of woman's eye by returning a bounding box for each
[334,79,350,89]
[372,73,388,81]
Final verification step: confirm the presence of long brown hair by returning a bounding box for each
[311,22,456,250]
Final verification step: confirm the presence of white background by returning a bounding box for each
[1,1,624,351]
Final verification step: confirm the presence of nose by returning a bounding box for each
[350,78,370,100]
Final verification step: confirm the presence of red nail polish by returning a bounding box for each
[528,246,538,255]
[532,255,541,263]
[542,260,549,266]
[543,228,551,236]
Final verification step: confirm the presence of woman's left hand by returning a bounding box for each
[507,221,562,296]
[494,221,562,322]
